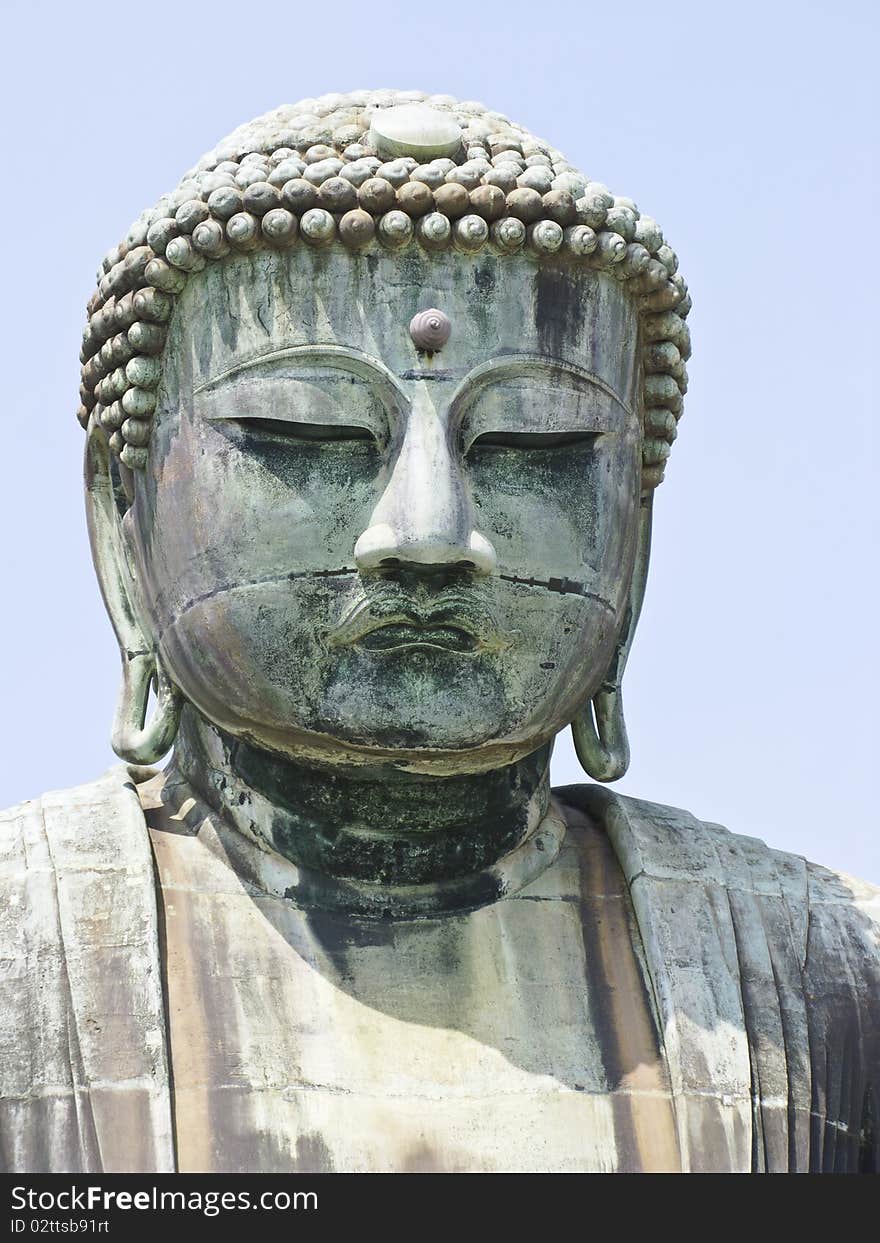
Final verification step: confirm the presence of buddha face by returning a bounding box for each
[122,246,642,773]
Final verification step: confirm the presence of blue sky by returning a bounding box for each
[1,0,877,880]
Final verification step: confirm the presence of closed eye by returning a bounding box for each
[468,430,603,450]
[234,418,377,443]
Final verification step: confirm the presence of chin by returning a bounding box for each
[312,648,544,752]
[220,706,554,778]
[311,697,518,755]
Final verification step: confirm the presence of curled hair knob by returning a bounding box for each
[409,308,452,352]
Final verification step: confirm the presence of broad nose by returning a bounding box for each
[354,403,497,575]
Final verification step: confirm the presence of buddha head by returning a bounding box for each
[81,90,690,786]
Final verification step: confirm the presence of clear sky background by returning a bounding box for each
[1,0,877,882]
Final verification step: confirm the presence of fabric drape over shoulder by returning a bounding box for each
[0,768,174,1172]
[562,785,880,1173]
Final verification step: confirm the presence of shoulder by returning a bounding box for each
[554,784,879,1171]
[0,764,160,1034]
[0,764,157,970]
[0,764,154,870]
[554,781,880,989]
[555,780,879,899]
[0,767,172,1172]
[0,766,158,935]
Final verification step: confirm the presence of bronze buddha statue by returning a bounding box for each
[1,90,876,1174]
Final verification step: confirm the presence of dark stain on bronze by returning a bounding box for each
[232,734,548,888]
[859,1087,877,1173]
[293,1131,336,1173]
[399,368,457,381]
[535,266,583,360]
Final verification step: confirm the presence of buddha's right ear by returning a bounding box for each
[84,420,181,764]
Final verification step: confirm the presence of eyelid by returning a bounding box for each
[194,345,406,442]
[195,360,398,445]
[468,429,603,450]
[449,353,628,454]
[450,355,634,418]
[456,362,626,454]
[231,416,377,442]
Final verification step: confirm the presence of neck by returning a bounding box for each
[169,706,554,889]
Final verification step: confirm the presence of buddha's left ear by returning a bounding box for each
[571,494,653,781]
[84,420,181,764]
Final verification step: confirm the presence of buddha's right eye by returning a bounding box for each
[196,366,389,448]
[235,418,377,443]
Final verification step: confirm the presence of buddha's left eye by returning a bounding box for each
[468,430,602,450]
[235,418,376,443]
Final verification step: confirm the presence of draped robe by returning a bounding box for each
[1,766,877,1173]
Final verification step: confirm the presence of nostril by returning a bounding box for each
[456,560,475,570]
[380,557,401,567]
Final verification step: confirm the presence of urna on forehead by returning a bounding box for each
[78,89,691,491]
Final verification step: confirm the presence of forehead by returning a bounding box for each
[165,249,639,405]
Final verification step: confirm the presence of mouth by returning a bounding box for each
[329,601,488,653]
[357,622,478,652]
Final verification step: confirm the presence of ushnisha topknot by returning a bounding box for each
[78,89,691,490]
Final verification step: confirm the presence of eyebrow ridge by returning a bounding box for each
[193,346,632,419]
[452,353,634,418]
[193,344,408,406]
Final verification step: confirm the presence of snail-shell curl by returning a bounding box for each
[409,309,452,352]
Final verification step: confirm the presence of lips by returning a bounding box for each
[328,598,489,653]
[357,622,478,652]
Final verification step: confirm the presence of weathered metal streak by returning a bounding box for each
[572,807,682,1172]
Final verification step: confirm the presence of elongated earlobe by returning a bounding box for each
[111,651,181,765]
[572,686,629,782]
[572,496,653,783]
[85,418,182,765]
